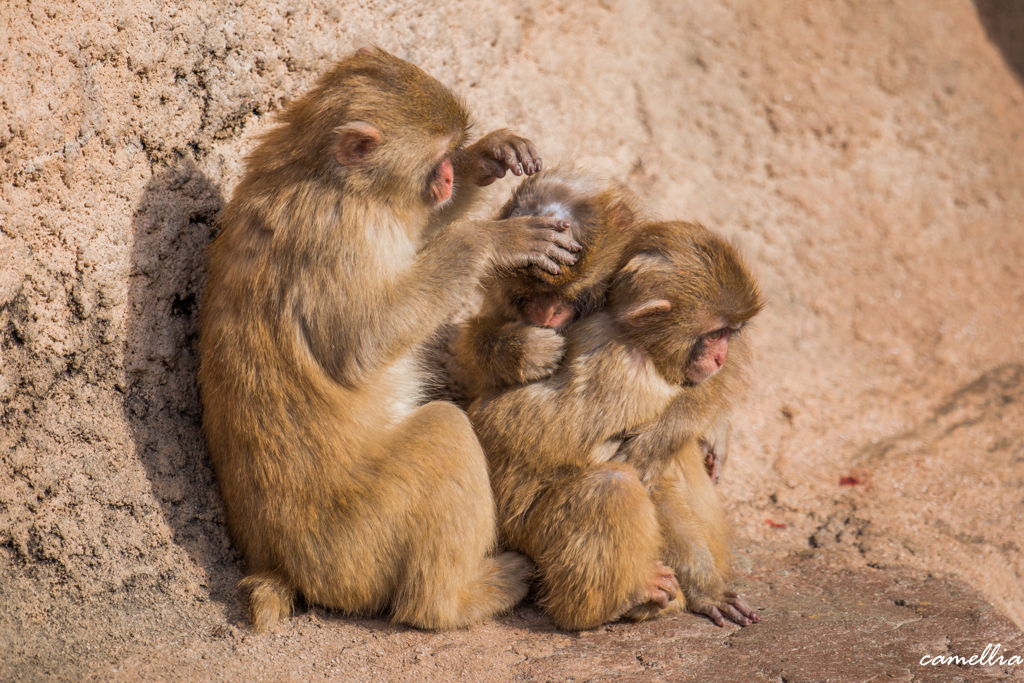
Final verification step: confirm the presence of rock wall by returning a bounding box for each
[2,0,1023,679]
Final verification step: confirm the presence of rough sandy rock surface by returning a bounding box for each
[2,0,1023,680]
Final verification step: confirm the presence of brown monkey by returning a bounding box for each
[198,47,583,632]
[469,220,762,630]
[452,168,642,399]
[452,170,731,484]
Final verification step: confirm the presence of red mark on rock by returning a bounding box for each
[765,519,786,530]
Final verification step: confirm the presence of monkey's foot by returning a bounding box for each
[690,591,759,627]
[623,562,680,621]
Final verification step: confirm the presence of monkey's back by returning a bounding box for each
[197,202,427,590]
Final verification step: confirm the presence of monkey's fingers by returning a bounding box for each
[540,237,581,266]
[723,593,759,622]
[693,604,727,627]
[520,221,582,266]
[718,602,754,626]
[525,254,566,276]
[655,578,679,604]
[493,143,526,177]
[547,230,583,256]
[508,136,541,175]
[531,218,582,249]
[525,242,578,275]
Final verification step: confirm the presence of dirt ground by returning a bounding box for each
[2,0,1024,680]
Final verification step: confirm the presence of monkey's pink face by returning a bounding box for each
[684,325,735,383]
[522,295,576,329]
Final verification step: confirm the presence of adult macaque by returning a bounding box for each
[469,221,763,630]
[198,47,582,632]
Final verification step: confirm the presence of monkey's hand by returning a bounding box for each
[457,319,564,394]
[698,413,731,485]
[617,395,718,487]
[488,216,581,276]
[520,326,566,382]
[612,425,679,489]
[689,591,759,627]
[461,129,542,187]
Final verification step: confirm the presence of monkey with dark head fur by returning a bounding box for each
[454,170,733,482]
[468,219,763,631]
[453,168,643,398]
[198,47,583,632]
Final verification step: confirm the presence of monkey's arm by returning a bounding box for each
[653,456,758,627]
[301,215,579,387]
[427,130,543,238]
[613,389,720,487]
[456,316,565,396]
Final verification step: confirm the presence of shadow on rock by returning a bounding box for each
[125,158,244,617]
[975,0,1024,84]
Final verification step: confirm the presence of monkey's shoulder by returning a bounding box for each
[563,313,680,406]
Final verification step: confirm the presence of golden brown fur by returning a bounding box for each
[454,168,642,398]
[468,220,763,630]
[198,48,581,632]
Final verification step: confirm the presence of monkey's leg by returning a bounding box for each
[521,461,674,631]
[240,400,529,632]
[383,401,533,629]
[653,450,758,627]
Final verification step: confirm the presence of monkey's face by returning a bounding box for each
[626,313,742,386]
[682,321,742,384]
[521,295,577,329]
[612,221,762,387]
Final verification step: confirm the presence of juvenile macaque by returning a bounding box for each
[469,220,763,630]
[454,168,642,397]
[453,170,732,483]
[198,47,582,632]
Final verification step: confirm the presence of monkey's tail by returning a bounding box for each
[239,572,296,632]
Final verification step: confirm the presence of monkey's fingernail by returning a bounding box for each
[570,241,583,250]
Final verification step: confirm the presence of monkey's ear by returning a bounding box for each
[334,122,381,166]
[624,299,672,327]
